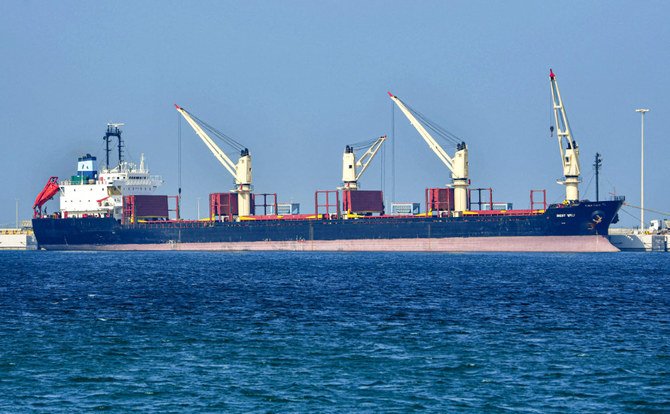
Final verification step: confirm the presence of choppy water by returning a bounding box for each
[1,251,669,412]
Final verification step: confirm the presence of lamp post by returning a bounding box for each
[635,108,649,231]
[197,197,201,220]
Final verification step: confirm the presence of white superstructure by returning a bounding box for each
[59,152,163,219]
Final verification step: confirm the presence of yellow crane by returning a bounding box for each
[175,104,253,216]
[388,92,469,214]
[341,135,386,190]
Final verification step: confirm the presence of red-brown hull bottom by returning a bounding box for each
[40,235,619,252]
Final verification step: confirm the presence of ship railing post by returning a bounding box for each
[227,194,233,222]
[336,190,341,219]
[529,189,548,211]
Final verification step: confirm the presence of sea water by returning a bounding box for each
[1,251,668,412]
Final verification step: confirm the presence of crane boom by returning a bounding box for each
[175,104,253,216]
[388,92,455,171]
[342,136,386,190]
[549,69,581,201]
[388,92,469,213]
[175,104,238,179]
[355,135,386,180]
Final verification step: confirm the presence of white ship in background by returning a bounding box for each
[609,219,670,252]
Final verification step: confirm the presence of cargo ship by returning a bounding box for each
[32,71,624,252]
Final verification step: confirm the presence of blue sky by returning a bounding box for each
[1,1,668,227]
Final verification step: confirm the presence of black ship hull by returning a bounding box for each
[33,200,623,252]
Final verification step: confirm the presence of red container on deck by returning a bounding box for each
[122,195,169,223]
[343,190,384,214]
[426,188,455,212]
[124,195,169,218]
[209,193,239,218]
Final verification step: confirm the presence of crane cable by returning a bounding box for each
[391,101,395,203]
[549,88,555,138]
[582,172,595,197]
[188,111,246,152]
[622,203,670,216]
[403,101,463,147]
[178,114,182,197]
[348,137,379,151]
[618,206,640,222]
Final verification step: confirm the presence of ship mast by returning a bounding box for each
[549,69,581,202]
[594,152,602,202]
[103,123,125,170]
